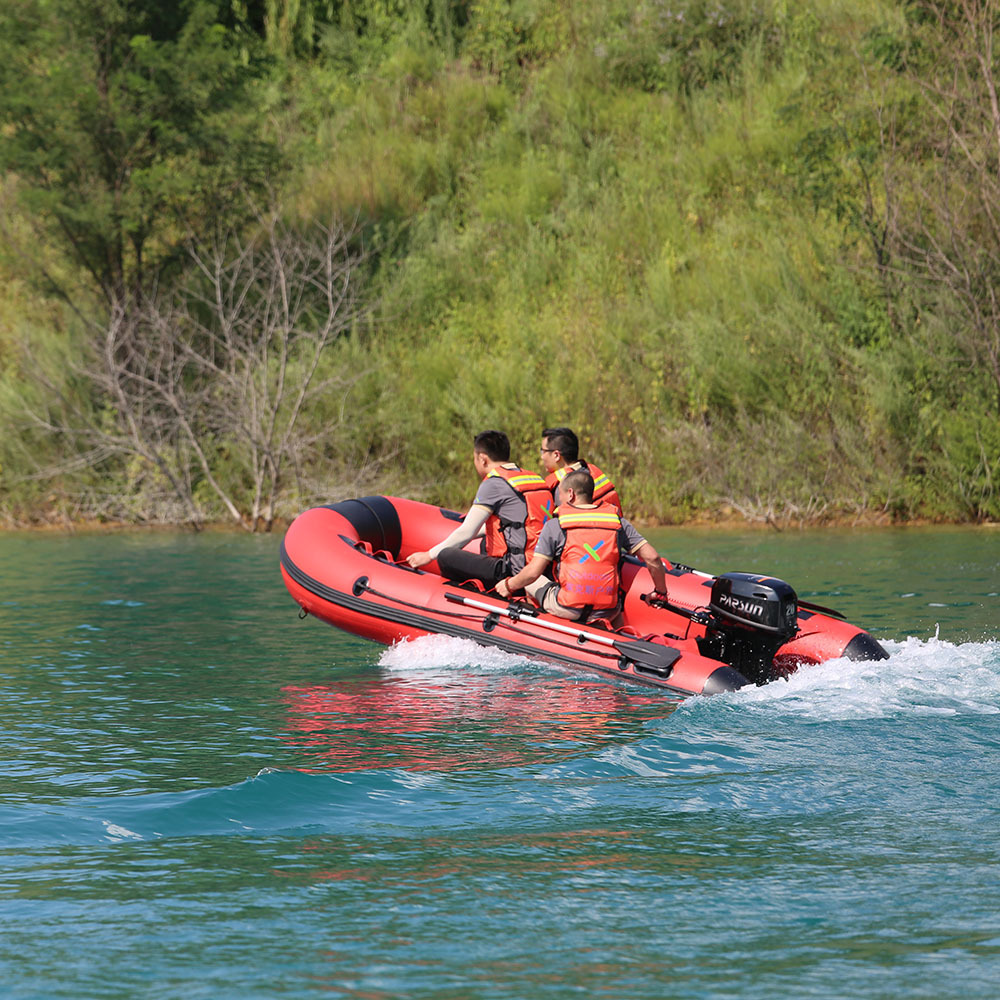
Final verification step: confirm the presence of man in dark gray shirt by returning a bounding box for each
[406,430,542,587]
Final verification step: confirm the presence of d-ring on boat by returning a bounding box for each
[279,496,889,697]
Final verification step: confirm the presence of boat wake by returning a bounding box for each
[378,633,540,673]
[6,636,996,850]
[730,636,1000,719]
[378,632,1000,720]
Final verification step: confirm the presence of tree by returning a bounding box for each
[0,0,281,312]
[19,210,372,529]
[175,210,371,529]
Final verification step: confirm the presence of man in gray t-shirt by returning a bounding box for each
[532,513,646,566]
[496,469,668,622]
[470,474,529,571]
[406,430,536,587]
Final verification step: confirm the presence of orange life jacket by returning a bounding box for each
[483,466,553,563]
[554,503,623,609]
[546,462,622,515]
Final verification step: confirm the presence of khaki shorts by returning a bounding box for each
[525,578,620,624]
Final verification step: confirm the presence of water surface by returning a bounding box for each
[0,526,998,998]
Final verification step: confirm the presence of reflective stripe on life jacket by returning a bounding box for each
[554,503,623,609]
[483,466,553,563]
[546,462,622,515]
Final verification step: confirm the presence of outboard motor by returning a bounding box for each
[697,572,799,685]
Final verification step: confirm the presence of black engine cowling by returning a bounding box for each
[697,572,799,685]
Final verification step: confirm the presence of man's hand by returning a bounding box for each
[495,578,511,598]
[407,551,433,568]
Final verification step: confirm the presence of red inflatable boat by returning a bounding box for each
[280,496,888,697]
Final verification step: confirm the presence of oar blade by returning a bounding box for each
[612,638,681,677]
[797,599,847,620]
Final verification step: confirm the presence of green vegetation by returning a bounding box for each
[2,0,999,528]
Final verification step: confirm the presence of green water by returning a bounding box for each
[0,526,998,998]
[651,524,1000,642]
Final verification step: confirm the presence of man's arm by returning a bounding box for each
[634,540,668,596]
[406,505,491,568]
[495,553,552,598]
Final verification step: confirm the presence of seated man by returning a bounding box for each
[539,426,622,514]
[406,429,549,588]
[495,469,667,622]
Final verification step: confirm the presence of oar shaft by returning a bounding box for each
[443,590,681,677]
[444,592,618,649]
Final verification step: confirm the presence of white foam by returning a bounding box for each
[380,634,1000,722]
[102,820,143,842]
[393,770,444,789]
[735,637,1000,720]
[378,633,537,673]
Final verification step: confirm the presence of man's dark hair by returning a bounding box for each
[473,430,511,462]
[561,468,595,503]
[541,426,578,463]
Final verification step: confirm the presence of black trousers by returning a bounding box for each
[436,546,506,587]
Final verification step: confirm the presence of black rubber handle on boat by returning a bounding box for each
[444,591,681,677]
[640,591,711,624]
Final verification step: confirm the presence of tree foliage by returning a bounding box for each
[893,0,1000,406]
[0,0,281,310]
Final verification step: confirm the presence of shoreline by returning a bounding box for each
[2,510,998,535]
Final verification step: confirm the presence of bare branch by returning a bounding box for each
[10,199,375,528]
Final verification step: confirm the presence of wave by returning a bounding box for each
[0,768,459,848]
[378,632,1000,717]
[5,637,996,850]
[0,761,674,849]
[727,636,1000,720]
[378,633,541,674]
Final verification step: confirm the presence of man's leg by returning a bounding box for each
[435,547,505,587]
[525,579,586,621]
